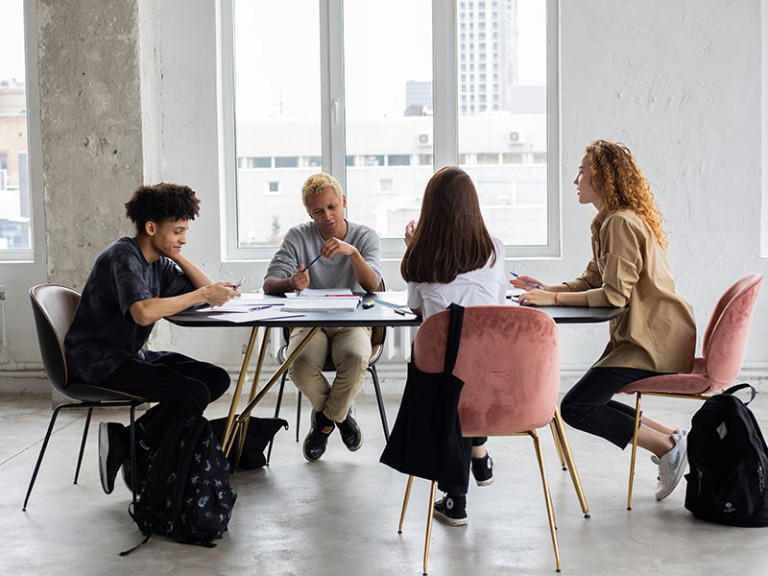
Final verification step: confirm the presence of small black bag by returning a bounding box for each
[122,411,237,554]
[210,416,288,470]
[684,383,768,527]
[380,303,470,489]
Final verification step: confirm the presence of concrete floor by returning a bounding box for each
[3,387,768,576]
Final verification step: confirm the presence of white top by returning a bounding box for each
[407,237,507,319]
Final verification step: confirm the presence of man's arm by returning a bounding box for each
[319,236,379,293]
[129,282,239,326]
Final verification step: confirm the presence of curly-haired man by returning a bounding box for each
[64,183,240,494]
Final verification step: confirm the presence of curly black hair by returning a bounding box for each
[125,183,201,235]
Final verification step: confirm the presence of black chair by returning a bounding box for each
[24,284,145,510]
[267,291,390,463]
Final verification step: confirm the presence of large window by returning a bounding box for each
[0,0,32,258]
[223,0,557,259]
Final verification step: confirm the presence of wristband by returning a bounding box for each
[554,292,559,306]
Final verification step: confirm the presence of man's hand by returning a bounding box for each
[290,265,310,292]
[204,282,241,307]
[319,236,357,259]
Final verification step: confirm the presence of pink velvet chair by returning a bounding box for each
[397,305,567,574]
[619,273,763,510]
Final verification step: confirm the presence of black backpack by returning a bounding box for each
[121,411,237,554]
[684,383,768,527]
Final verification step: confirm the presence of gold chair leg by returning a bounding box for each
[221,327,261,452]
[552,406,590,517]
[627,393,643,510]
[399,475,414,534]
[549,420,567,470]
[423,481,437,576]
[531,431,561,572]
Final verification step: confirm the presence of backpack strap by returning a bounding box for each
[723,383,757,405]
[442,303,465,375]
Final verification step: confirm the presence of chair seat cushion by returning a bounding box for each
[63,381,144,403]
[618,358,722,396]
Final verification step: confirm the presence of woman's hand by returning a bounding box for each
[517,289,557,307]
[509,274,544,291]
[404,220,416,246]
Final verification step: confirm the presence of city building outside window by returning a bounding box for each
[223,0,557,258]
[0,0,32,256]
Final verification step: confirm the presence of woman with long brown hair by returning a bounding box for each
[402,166,507,526]
[512,140,696,501]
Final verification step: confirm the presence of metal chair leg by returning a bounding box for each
[23,404,65,511]
[532,431,561,572]
[398,475,414,533]
[128,404,139,506]
[423,481,437,575]
[549,420,567,470]
[627,393,643,510]
[296,391,302,442]
[552,407,590,517]
[74,407,93,484]
[369,365,390,440]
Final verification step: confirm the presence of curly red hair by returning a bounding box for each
[585,140,668,250]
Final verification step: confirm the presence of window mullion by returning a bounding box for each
[432,0,458,169]
[320,0,346,193]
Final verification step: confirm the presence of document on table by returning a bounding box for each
[280,296,361,313]
[289,288,354,298]
[198,308,304,324]
[194,293,287,313]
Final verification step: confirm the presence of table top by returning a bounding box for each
[166,291,625,328]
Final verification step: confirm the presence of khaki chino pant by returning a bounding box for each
[286,325,372,423]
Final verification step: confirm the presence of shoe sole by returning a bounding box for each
[656,451,688,501]
[433,508,468,527]
[98,423,113,494]
[475,477,494,487]
[343,430,364,452]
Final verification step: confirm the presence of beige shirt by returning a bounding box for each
[563,209,696,373]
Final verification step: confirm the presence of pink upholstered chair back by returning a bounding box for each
[412,305,560,436]
[700,274,762,386]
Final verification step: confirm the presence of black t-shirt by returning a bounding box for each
[64,237,194,385]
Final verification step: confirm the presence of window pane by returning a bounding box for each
[0,0,31,252]
[459,0,548,246]
[232,0,321,248]
[343,0,433,239]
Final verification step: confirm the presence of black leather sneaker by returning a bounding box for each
[433,493,468,526]
[98,422,126,494]
[336,407,363,452]
[303,410,335,462]
[471,452,494,486]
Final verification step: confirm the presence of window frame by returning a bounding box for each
[218,0,559,262]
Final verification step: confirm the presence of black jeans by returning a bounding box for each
[560,366,660,449]
[99,350,230,450]
[438,436,487,496]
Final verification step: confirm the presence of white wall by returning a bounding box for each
[2,0,767,390]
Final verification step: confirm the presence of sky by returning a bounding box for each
[0,0,26,83]
[233,0,547,123]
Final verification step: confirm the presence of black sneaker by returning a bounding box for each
[433,493,468,526]
[303,410,335,462]
[336,407,363,452]
[471,452,494,486]
[98,422,126,495]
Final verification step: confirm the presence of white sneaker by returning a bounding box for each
[652,429,688,501]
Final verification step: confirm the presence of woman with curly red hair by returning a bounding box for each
[512,140,696,501]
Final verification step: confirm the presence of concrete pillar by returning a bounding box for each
[36,0,144,287]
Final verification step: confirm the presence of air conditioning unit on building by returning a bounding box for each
[507,131,524,144]
[417,133,432,146]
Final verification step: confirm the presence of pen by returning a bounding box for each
[509,272,542,289]
[304,253,322,270]
[234,276,246,290]
[249,305,278,311]
[394,308,415,316]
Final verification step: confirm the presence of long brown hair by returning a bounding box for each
[401,166,496,283]
[586,140,668,249]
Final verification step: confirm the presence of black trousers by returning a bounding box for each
[99,349,230,450]
[438,436,487,496]
[560,366,661,449]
